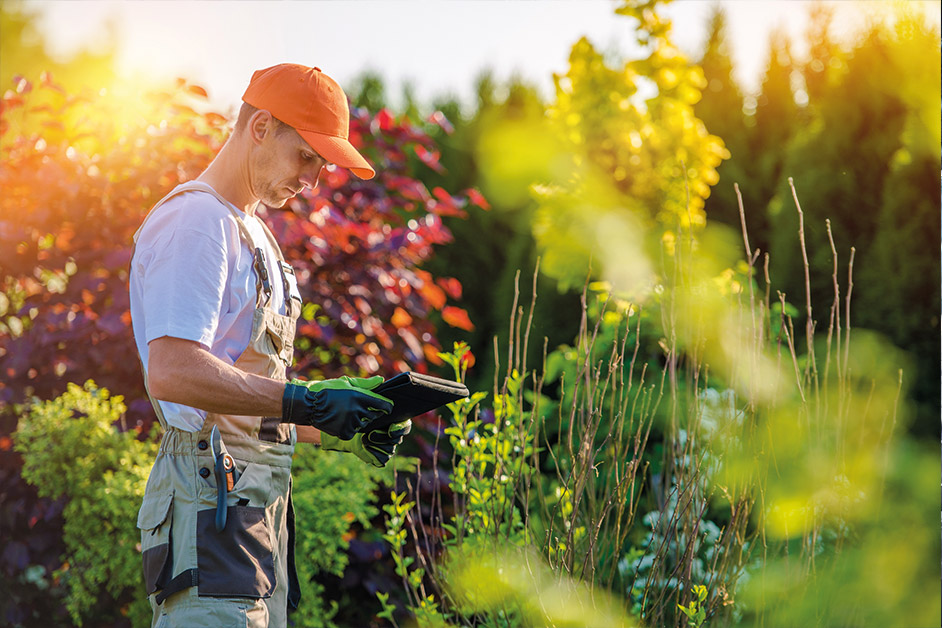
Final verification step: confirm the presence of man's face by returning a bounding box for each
[252,122,329,208]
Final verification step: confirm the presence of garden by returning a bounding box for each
[1,1,939,627]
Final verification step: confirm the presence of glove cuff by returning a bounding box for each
[281,382,308,424]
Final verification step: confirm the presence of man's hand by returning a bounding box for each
[321,420,412,468]
[282,376,393,440]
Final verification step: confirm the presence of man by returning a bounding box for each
[129,63,409,627]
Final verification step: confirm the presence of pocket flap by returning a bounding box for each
[230,463,273,507]
[137,491,174,531]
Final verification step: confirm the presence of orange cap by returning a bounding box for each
[242,63,375,180]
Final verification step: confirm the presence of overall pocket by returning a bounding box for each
[197,462,276,599]
[137,491,174,595]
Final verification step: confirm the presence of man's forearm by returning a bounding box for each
[147,336,284,417]
[295,425,322,444]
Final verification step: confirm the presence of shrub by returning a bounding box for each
[289,445,404,628]
[14,382,156,627]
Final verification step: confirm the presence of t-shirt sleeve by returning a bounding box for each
[136,227,230,348]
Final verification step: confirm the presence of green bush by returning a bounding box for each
[381,341,639,627]
[290,444,398,628]
[14,381,157,627]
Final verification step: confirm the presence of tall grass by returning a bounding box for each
[381,178,937,627]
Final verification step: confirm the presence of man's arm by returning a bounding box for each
[147,336,284,415]
[147,336,372,443]
[147,336,321,443]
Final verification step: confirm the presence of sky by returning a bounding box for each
[26,0,942,116]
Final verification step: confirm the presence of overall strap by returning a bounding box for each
[132,181,272,306]
[132,181,256,248]
[256,217,303,319]
[179,183,290,310]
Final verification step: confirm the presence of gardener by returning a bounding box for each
[129,63,409,627]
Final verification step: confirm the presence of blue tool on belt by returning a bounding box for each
[210,425,239,532]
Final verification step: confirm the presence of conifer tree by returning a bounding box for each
[695,5,753,236]
[767,8,940,434]
[752,28,798,239]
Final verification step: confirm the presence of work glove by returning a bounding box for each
[282,376,393,440]
[321,419,412,468]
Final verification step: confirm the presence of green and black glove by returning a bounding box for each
[321,419,412,468]
[282,376,393,440]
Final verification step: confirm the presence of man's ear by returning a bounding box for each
[248,109,275,145]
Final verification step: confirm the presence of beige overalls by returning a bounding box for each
[133,182,302,628]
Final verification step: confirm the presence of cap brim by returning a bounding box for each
[297,130,375,180]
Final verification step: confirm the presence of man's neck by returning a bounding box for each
[196,142,259,216]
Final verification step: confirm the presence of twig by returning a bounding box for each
[788,177,818,391]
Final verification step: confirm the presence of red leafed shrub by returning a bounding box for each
[0,76,481,428]
[0,74,228,427]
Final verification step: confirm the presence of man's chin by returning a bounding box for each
[262,196,290,209]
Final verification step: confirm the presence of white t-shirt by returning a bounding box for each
[129,184,292,431]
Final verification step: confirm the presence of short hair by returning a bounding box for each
[234,102,292,136]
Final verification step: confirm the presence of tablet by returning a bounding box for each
[372,372,469,427]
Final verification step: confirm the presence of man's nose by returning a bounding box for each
[299,165,324,190]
